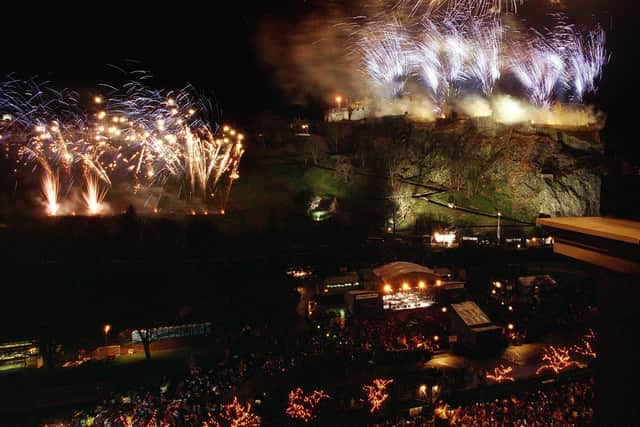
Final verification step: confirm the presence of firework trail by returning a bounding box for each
[346,0,607,113]
[509,35,565,107]
[561,25,608,102]
[41,170,59,216]
[465,17,503,95]
[1,74,245,215]
[359,19,413,98]
[466,0,525,14]
[82,172,109,215]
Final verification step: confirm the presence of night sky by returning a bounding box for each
[2,0,639,159]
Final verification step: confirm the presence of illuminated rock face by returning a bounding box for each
[323,116,603,224]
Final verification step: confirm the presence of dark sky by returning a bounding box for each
[2,0,639,159]
[1,1,307,124]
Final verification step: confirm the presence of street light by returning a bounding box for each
[103,324,111,346]
[419,384,427,396]
[335,95,342,109]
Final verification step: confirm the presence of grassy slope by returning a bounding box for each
[226,152,360,230]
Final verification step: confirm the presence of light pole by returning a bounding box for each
[335,95,342,109]
[103,324,111,346]
[497,212,501,245]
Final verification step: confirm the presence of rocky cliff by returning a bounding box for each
[321,115,603,226]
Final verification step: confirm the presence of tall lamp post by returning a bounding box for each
[497,212,501,245]
[335,95,342,109]
[103,324,111,346]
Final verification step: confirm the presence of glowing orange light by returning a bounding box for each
[221,396,260,427]
[285,388,330,422]
[363,379,393,413]
[485,365,515,383]
[435,279,442,287]
[383,284,393,293]
[103,324,111,335]
[418,280,426,289]
[571,329,597,359]
[536,346,579,375]
[402,282,410,291]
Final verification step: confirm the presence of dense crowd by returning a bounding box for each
[372,379,594,427]
[44,362,260,426]
[309,309,446,356]
[42,307,592,426]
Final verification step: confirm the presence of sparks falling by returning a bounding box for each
[82,173,108,215]
[41,171,59,216]
[1,74,245,216]
[347,0,607,115]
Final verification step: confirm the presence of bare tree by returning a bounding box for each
[139,328,153,361]
[303,136,326,165]
[334,155,354,184]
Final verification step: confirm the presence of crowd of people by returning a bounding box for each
[42,321,307,426]
[41,303,593,426]
[43,360,260,426]
[439,380,594,426]
[372,379,595,427]
[308,309,446,357]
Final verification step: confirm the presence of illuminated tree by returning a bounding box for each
[571,329,597,359]
[221,396,260,427]
[285,387,331,422]
[485,365,515,383]
[363,378,394,413]
[334,155,354,184]
[536,346,579,375]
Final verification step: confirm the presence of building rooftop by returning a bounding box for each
[450,301,492,327]
[537,217,640,245]
[373,262,436,283]
[537,217,640,275]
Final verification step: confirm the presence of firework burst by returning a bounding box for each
[359,20,413,98]
[346,0,607,115]
[1,74,245,216]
